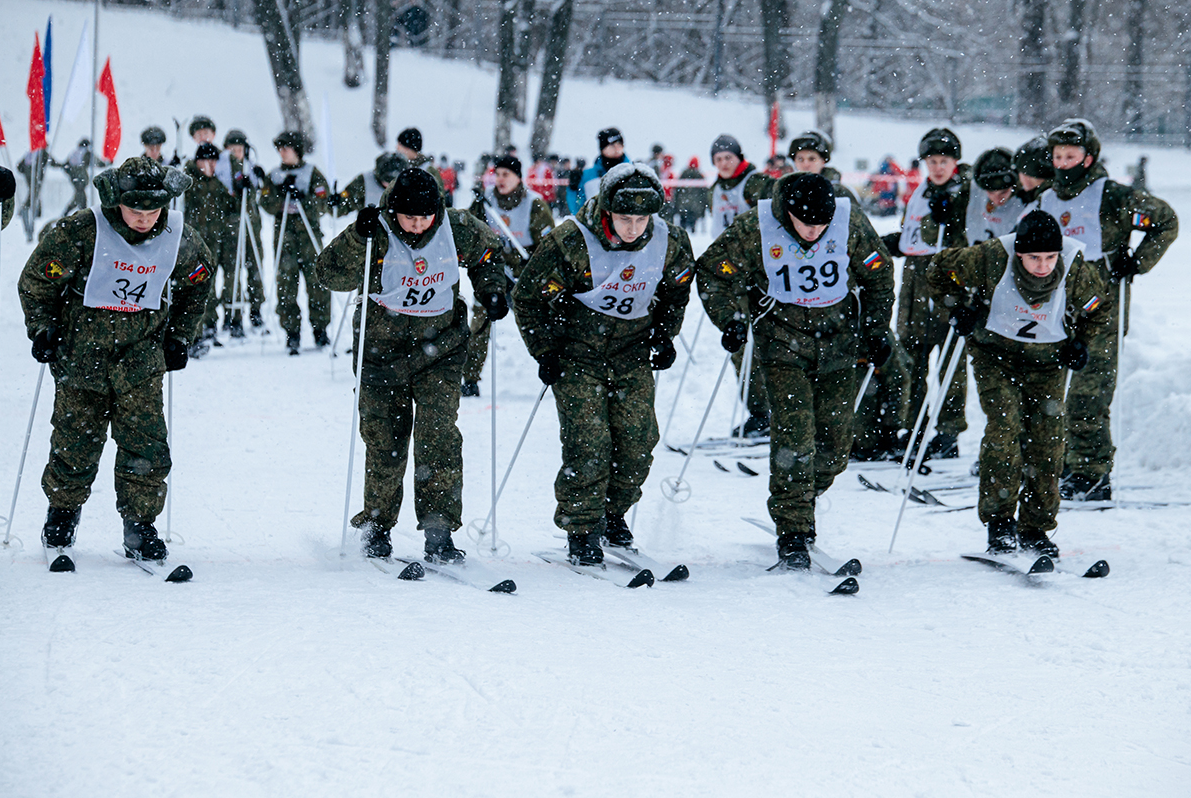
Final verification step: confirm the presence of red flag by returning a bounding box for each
[0,116,7,148]
[97,57,121,162]
[27,33,47,151]
[768,101,780,159]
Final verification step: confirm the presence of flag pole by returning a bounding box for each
[88,0,99,205]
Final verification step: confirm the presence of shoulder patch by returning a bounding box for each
[718,260,737,276]
[862,251,883,271]
[45,261,65,280]
[188,263,211,284]
[314,185,327,197]
[1083,296,1102,313]
[1131,211,1152,229]
[675,266,693,285]
[544,278,565,297]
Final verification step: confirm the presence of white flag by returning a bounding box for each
[58,21,93,126]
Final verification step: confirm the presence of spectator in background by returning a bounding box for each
[439,155,458,207]
[674,156,708,233]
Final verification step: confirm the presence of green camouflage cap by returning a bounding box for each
[140,126,167,146]
[93,156,191,210]
[788,129,833,160]
[188,115,216,137]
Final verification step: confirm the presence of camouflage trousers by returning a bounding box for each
[552,363,658,533]
[971,347,1064,531]
[352,348,465,535]
[853,337,911,452]
[1065,310,1119,479]
[276,229,330,337]
[763,360,855,537]
[42,376,170,523]
[898,257,968,437]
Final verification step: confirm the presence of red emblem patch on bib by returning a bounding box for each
[986,199,995,214]
[620,265,635,281]
[1060,211,1072,227]
[414,257,428,275]
[769,245,783,260]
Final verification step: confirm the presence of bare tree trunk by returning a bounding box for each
[761,0,790,138]
[444,0,462,51]
[1016,0,1048,127]
[711,0,727,95]
[341,0,363,88]
[372,0,393,148]
[1058,0,1085,107]
[1123,0,1145,137]
[495,0,534,152]
[530,0,574,161]
[255,0,315,138]
[813,0,847,140]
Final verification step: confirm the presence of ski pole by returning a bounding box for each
[481,195,530,260]
[487,328,499,556]
[730,330,755,439]
[662,351,733,503]
[468,384,550,542]
[659,313,704,446]
[889,334,966,553]
[294,201,323,255]
[900,325,956,479]
[272,201,291,279]
[630,370,663,531]
[1113,276,1128,509]
[854,362,877,413]
[338,233,374,559]
[328,290,358,359]
[3,364,46,550]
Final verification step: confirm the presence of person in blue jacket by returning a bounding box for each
[568,127,630,213]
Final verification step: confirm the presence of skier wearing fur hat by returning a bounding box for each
[331,153,406,216]
[513,163,694,566]
[184,141,241,353]
[927,210,1111,556]
[461,154,555,396]
[1038,119,1178,500]
[260,131,332,354]
[17,156,214,566]
[315,167,507,565]
[696,173,894,569]
[394,127,444,192]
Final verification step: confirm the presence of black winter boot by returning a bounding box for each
[123,519,169,561]
[1060,473,1110,501]
[42,506,81,548]
[1018,526,1060,558]
[286,332,301,356]
[603,513,634,549]
[734,411,770,439]
[775,532,811,570]
[313,328,331,348]
[424,527,466,564]
[986,518,1017,554]
[460,381,480,397]
[925,432,958,460]
[567,531,604,566]
[360,522,392,559]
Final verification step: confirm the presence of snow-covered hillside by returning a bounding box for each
[2,3,1189,797]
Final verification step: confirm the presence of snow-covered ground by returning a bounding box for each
[2,3,1190,796]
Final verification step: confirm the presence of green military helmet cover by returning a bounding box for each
[273,130,307,158]
[188,115,216,137]
[789,129,833,161]
[140,126,167,146]
[598,162,664,216]
[1047,118,1100,162]
[1013,135,1055,180]
[973,147,1016,191]
[223,129,249,147]
[93,156,192,210]
[374,152,405,185]
[918,127,961,160]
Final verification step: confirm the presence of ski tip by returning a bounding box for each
[398,562,425,581]
[831,576,860,595]
[736,462,759,476]
[662,564,690,582]
[664,444,688,456]
[1027,556,1055,575]
[489,579,517,594]
[49,554,75,573]
[165,564,193,583]
[713,460,730,472]
[1083,560,1110,579]
[627,569,655,589]
[836,558,863,577]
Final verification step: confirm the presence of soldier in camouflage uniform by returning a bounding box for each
[316,168,507,563]
[513,163,694,566]
[881,128,973,460]
[928,211,1111,556]
[220,129,267,332]
[185,142,239,352]
[1013,135,1054,210]
[395,127,444,193]
[1038,119,1178,500]
[57,139,109,218]
[330,153,405,216]
[259,131,332,354]
[17,156,213,562]
[1,165,14,230]
[697,173,894,568]
[462,154,555,396]
[141,126,167,164]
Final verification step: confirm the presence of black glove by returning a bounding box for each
[1111,249,1141,281]
[648,328,677,370]
[721,320,748,353]
[252,165,266,182]
[949,303,980,336]
[536,351,562,385]
[0,166,15,201]
[481,291,509,321]
[860,335,892,368]
[232,172,251,194]
[928,190,951,224]
[1058,339,1089,371]
[163,338,188,371]
[31,327,59,363]
[168,153,182,167]
[880,231,902,258]
[355,206,382,239]
[326,192,341,209]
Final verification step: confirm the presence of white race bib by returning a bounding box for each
[1039,177,1106,261]
[898,181,939,256]
[271,163,315,215]
[363,171,385,207]
[984,234,1083,344]
[370,213,460,316]
[215,150,235,195]
[484,187,542,247]
[573,217,669,320]
[965,181,1026,246]
[758,197,852,308]
[84,206,183,313]
[711,177,749,238]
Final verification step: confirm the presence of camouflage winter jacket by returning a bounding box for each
[315,194,506,387]
[900,164,974,251]
[467,182,555,278]
[333,172,376,216]
[512,199,694,375]
[259,161,330,242]
[18,206,214,393]
[927,237,1111,368]
[184,160,239,246]
[696,174,895,373]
